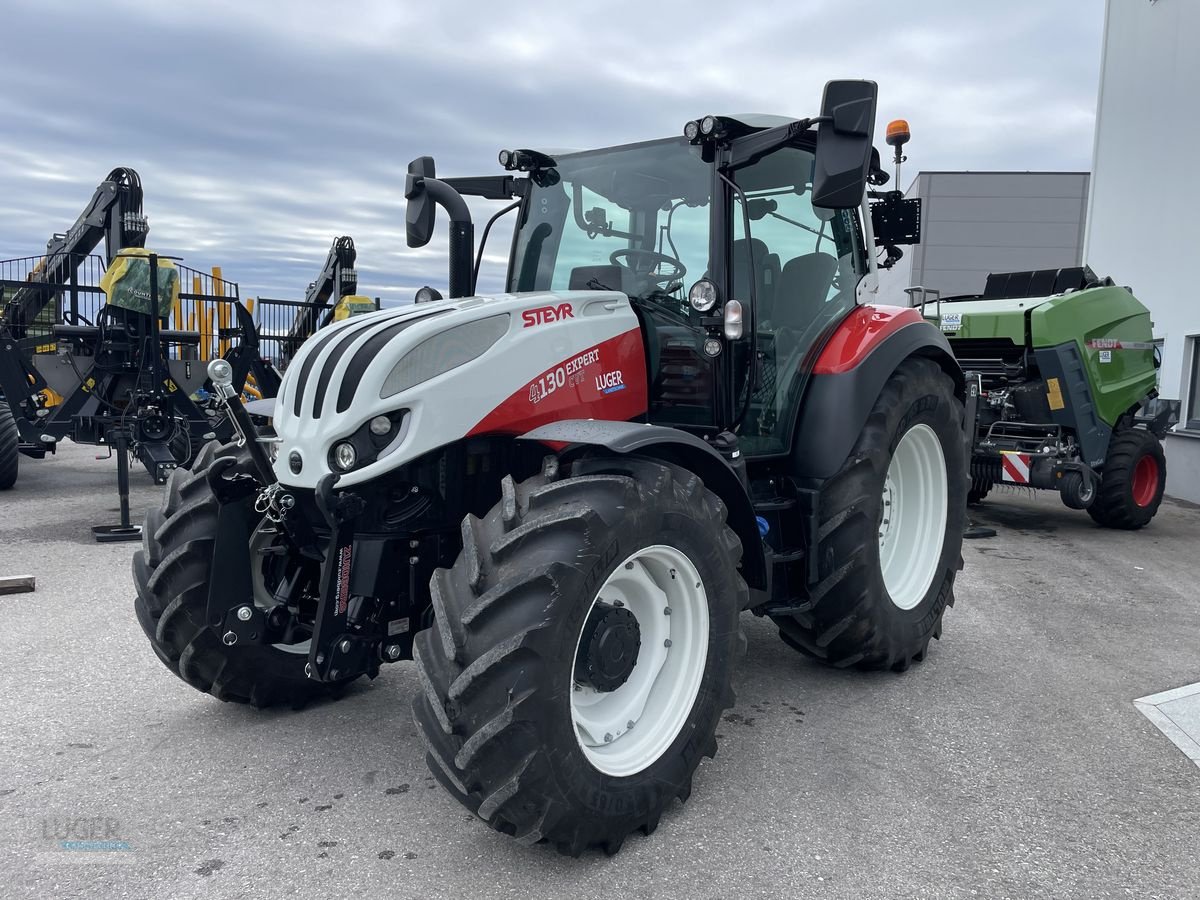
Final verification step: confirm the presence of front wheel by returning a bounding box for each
[412,456,747,855]
[771,356,966,670]
[133,440,364,707]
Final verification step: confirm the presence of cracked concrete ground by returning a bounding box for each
[1,443,1197,899]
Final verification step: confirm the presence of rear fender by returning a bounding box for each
[792,307,964,480]
[519,419,767,593]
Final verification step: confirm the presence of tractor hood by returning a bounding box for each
[271,289,644,489]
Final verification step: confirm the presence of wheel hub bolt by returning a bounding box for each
[664,639,673,648]
[236,606,252,621]
[625,562,634,570]
[626,720,635,730]
[664,607,671,616]
[604,733,613,743]
[340,639,352,653]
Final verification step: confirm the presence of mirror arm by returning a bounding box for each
[474,201,521,291]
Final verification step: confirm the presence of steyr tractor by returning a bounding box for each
[133,80,969,855]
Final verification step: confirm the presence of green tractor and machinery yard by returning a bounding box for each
[913,266,1171,529]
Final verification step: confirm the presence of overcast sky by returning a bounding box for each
[0,0,1105,305]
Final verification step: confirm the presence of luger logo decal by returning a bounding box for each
[596,370,625,394]
[522,303,573,328]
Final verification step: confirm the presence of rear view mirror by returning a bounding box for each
[405,156,437,248]
[811,80,878,209]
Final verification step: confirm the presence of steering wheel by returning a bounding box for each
[609,249,686,287]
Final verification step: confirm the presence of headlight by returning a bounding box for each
[332,441,357,471]
[688,278,718,312]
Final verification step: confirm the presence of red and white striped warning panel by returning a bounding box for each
[1000,451,1032,484]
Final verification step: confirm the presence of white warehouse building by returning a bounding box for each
[1086,0,1200,502]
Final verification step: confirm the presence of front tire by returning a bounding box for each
[0,401,18,490]
[412,456,746,855]
[1087,429,1166,529]
[133,440,362,707]
[771,357,966,670]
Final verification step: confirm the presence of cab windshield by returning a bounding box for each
[507,138,710,320]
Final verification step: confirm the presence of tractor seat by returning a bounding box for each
[732,238,779,320]
[772,252,838,332]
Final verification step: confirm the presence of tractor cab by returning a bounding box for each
[410,80,917,461]
[500,130,868,456]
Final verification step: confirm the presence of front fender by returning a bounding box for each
[519,419,768,592]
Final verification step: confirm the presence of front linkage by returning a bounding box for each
[201,359,421,688]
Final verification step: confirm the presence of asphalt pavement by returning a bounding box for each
[1,443,1198,899]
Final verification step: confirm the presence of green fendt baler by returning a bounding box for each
[928,266,1170,529]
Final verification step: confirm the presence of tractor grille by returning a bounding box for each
[289,308,449,418]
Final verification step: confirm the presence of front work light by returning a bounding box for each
[688,278,718,312]
[333,441,357,471]
[684,120,700,142]
[700,115,717,135]
[723,300,744,340]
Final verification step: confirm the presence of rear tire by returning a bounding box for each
[412,456,746,855]
[132,440,362,707]
[771,357,966,671]
[0,401,18,490]
[1087,429,1166,530]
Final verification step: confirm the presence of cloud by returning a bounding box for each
[0,0,1105,306]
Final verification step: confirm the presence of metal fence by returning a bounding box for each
[0,253,249,361]
[253,295,381,370]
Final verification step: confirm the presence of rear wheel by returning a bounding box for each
[0,401,18,490]
[133,440,364,707]
[771,357,966,670]
[1087,429,1166,529]
[412,456,746,855]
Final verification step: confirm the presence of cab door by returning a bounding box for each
[728,145,865,457]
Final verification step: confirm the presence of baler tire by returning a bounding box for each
[771,357,966,671]
[412,456,746,856]
[0,401,18,490]
[1087,429,1166,530]
[132,439,361,708]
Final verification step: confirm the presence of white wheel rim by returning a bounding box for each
[571,545,709,777]
[878,423,948,611]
